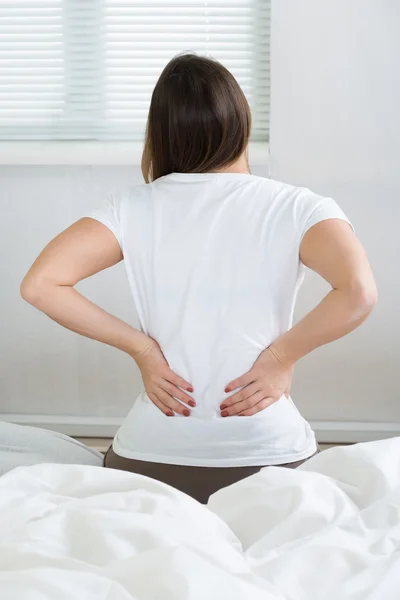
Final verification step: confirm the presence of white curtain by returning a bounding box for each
[0,0,270,141]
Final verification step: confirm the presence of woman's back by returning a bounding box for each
[91,171,350,466]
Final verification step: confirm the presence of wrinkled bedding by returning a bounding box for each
[0,438,399,599]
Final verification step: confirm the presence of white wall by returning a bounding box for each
[270,0,400,426]
[1,166,142,419]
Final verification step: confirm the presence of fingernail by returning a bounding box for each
[224,388,230,393]
[221,410,228,417]
[188,400,196,407]
[188,387,194,392]
[167,412,174,417]
[183,409,190,416]
[220,404,227,410]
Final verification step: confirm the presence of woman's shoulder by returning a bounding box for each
[110,181,154,210]
[234,174,316,199]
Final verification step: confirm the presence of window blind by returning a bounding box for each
[0,1,270,141]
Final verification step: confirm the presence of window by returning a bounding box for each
[0,1,270,142]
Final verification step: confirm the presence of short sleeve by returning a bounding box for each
[87,193,122,248]
[295,189,354,241]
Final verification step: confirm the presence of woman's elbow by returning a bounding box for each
[20,274,46,306]
[349,278,378,317]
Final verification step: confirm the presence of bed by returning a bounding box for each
[0,438,399,599]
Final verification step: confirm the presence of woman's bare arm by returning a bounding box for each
[221,219,378,416]
[20,218,155,358]
[270,219,378,363]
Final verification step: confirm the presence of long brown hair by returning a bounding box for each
[141,53,252,183]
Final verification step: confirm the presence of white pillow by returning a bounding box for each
[0,422,103,476]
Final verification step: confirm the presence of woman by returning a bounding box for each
[21,54,377,504]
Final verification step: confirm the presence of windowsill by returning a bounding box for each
[0,141,269,167]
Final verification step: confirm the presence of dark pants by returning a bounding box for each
[104,445,321,504]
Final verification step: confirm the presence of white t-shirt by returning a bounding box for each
[89,172,352,467]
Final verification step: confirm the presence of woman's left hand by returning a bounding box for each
[133,338,196,417]
[220,346,294,417]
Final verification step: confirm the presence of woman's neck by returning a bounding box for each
[215,152,250,175]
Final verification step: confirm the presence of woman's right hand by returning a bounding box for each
[220,346,294,417]
[134,339,196,417]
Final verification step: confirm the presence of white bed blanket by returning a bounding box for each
[0,438,399,599]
